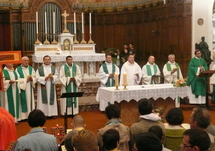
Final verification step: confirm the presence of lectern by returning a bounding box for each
[61,92,84,132]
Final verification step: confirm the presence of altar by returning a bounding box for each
[96,84,189,125]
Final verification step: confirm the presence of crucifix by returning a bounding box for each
[62,10,69,33]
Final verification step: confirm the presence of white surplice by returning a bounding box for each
[59,63,82,116]
[98,62,120,87]
[163,61,183,83]
[120,61,142,86]
[15,66,36,120]
[142,62,161,85]
[2,67,21,122]
[36,64,58,117]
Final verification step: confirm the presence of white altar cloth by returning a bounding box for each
[96,85,189,111]
[32,53,105,63]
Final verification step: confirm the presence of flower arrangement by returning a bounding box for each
[173,78,187,87]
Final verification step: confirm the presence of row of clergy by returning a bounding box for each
[0,50,210,122]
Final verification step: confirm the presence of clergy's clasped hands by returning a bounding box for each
[45,73,53,81]
[70,77,75,82]
[109,73,115,78]
[199,66,204,72]
[27,75,33,82]
[9,80,16,84]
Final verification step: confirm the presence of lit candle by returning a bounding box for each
[82,12,84,34]
[45,12,47,34]
[89,12,91,34]
[74,12,76,34]
[123,73,127,85]
[163,0,166,4]
[56,124,59,127]
[53,12,55,34]
[36,11,38,34]
[114,74,119,86]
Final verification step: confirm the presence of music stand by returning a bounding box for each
[61,92,84,132]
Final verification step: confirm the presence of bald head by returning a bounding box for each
[72,114,85,128]
[22,56,29,67]
[168,54,175,63]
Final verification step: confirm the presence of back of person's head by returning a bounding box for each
[72,129,98,151]
[191,107,211,129]
[72,114,85,128]
[105,104,120,120]
[134,132,162,151]
[138,98,152,115]
[183,128,210,151]
[102,129,120,150]
[64,131,78,151]
[28,109,46,128]
[148,125,163,141]
[165,108,184,125]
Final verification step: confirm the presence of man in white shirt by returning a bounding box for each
[120,54,142,86]
[36,55,58,117]
[142,55,161,85]
[99,53,119,87]
[163,54,183,83]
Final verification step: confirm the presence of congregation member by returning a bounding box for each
[182,129,210,151]
[128,43,136,56]
[36,55,58,117]
[59,114,85,151]
[2,64,21,122]
[120,44,129,67]
[13,109,58,151]
[142,55,161,84]
[59,55,82,116]
[130,98,165,150]
[72,129,99,151]
[164,108,188,151]
[148,125,171,151]
[102,129,120,151]
[97,104,130,151]
[99,53,119,87]
[163,54,183,83]
[16,56,36,120]
[178,107,215,151]
[120,54,142,85]
[134,132,162,151]
[187,49,208,104]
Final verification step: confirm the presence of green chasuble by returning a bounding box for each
[102,63,116,87]
[187,57,208,97]
[146,64,158,84]
[3,69,19,118]
[166,62,180,79]
[38,66,55,105]
[64,64,78,107]
[17,65,33,112]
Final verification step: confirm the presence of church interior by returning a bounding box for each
[1,0,215,150]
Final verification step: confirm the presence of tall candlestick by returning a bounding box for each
[89,12,91,34]
[123,73,127,85]
[45,12,47,34]
[36,11,38,34]
[115,74,119,86]
[82,12,84,34]
[74,12,76,34]
[163,0,166,4]
[53,12,55,34]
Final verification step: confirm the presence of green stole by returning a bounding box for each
[38,65,55,105]
[17,65,33,112]
[146,64,157,84]
[64,64,77,107]
[102,63,116,87]
[3,69,19,118]
[166,62,180,79]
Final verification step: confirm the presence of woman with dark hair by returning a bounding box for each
[164,108,190,151]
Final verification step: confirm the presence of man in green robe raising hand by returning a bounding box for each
[187,49,208,104]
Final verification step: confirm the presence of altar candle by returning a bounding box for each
[163,0,166,4]
[53,12,55,34]
[36,11,38,34]
[89,12,91,34]
[45,12,47,34]
[82,12,84,34]
[123,73,127,85]
[114,74,119,86]
[74,12,76,34]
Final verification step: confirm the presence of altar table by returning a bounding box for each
[96,84,189,126]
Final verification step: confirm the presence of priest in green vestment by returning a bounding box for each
[59,56,82,116]
[142,55,161,85]
[187,49,208,104]
[16,56,36,120]
[163,54,183,83]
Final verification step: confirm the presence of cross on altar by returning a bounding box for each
[62,10,69,33]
